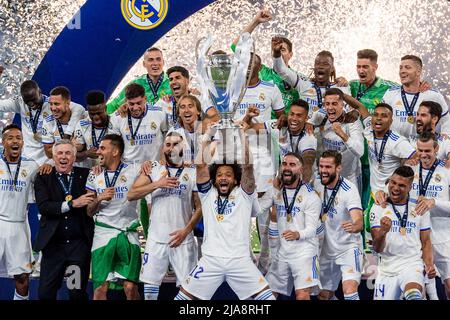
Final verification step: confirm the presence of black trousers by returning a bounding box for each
[38,239,91,300]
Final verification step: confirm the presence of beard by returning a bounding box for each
[164,149,184,166]
[281,170,299,186]
[320,172,337,186]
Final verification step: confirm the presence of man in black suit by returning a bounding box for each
[34,139,95,300]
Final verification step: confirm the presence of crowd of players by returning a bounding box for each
[0,9,449,300]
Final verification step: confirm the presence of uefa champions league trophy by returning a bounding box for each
[196,33,254,163]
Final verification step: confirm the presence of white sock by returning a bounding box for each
[425,278,439,300]
[14,290,29,300]
[404,288,422,300]
[268,221,280,260]
[344,292,360,300]
[143,284,159,300]
[175,290,193,300]
[254,289,276,300]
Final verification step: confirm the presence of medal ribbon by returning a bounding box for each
[419,160,439,197]
[2,155,22,191]
[373,130,390,164]
[401,87,419,118]
[104,163,124,188]
[57,172,74,198]
[322,177,343,215]
[282,180,303,217]
[127,110,143,143]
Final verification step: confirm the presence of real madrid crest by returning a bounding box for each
[21,170,27,178]
[121,0,169,30]
[182,173,189,182]
[43,112,49,118]
[151,122,157,130]
[259,93,265,101]
[435,174,442,183]
[296,195,302,203]
[120,175,127,183]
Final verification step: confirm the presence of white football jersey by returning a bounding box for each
[410,161,450,244]
[73,118,114,168]
[0,96,85,165]
[369,200,431,276]
[197,181,257,258]
[234,80,284,122]
[0,157,38,222]
[264,120,317,158]
[295,80,351,118]
[311,110,364,184]
[148,162,197,244]
[273,183,321,261]
[382,86,450,140]
[86,162,140,229]
[109,104,168,163]
[313,177,363,258]
[363,117,416,192]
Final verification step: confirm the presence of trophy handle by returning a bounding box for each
[195,36,210,62]
[231,40,256,115]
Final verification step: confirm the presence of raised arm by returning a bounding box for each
[301,150,316,183]
[272,39,298,87]
[231,9,272,49]
[240,129,256,194]
[343,93,370,119]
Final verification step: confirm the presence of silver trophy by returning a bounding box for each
[196,33,254,163]
[196,33,255,129]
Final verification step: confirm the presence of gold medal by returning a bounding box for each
[286,213,292,223]
[130,138,135,146]
[321,213,328,222]
[400,227,406,236]
[407,115,414,124]
[65,195,73,202]
[216,214,224,222]
[313,106,319,112]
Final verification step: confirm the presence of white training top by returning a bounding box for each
[363,117,416,193]
[272,56,351,118]
[264,119,317,158]
[382,86,450,140]
[0,96,85,165]
[197,181,257,258]
[310,109,364,182]
[109,104,168,164]
[0,157,38,222]
[273,183,321,261]
[233,80,284,122]
[410,161,450,245]
[73,118,115,168]
[147,161,197,244]
[314,176,363,258]
[86,162,139,229]
[370,200,431,276]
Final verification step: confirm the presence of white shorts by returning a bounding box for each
[266,255,320,296]
[319,247,363,291]
[0,220,33,277]
[140,238,198,287]
[374,262,424,300]
[182,254,269,300]
[433,242,450,281]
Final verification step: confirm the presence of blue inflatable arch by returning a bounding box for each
[32,0,216,104]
